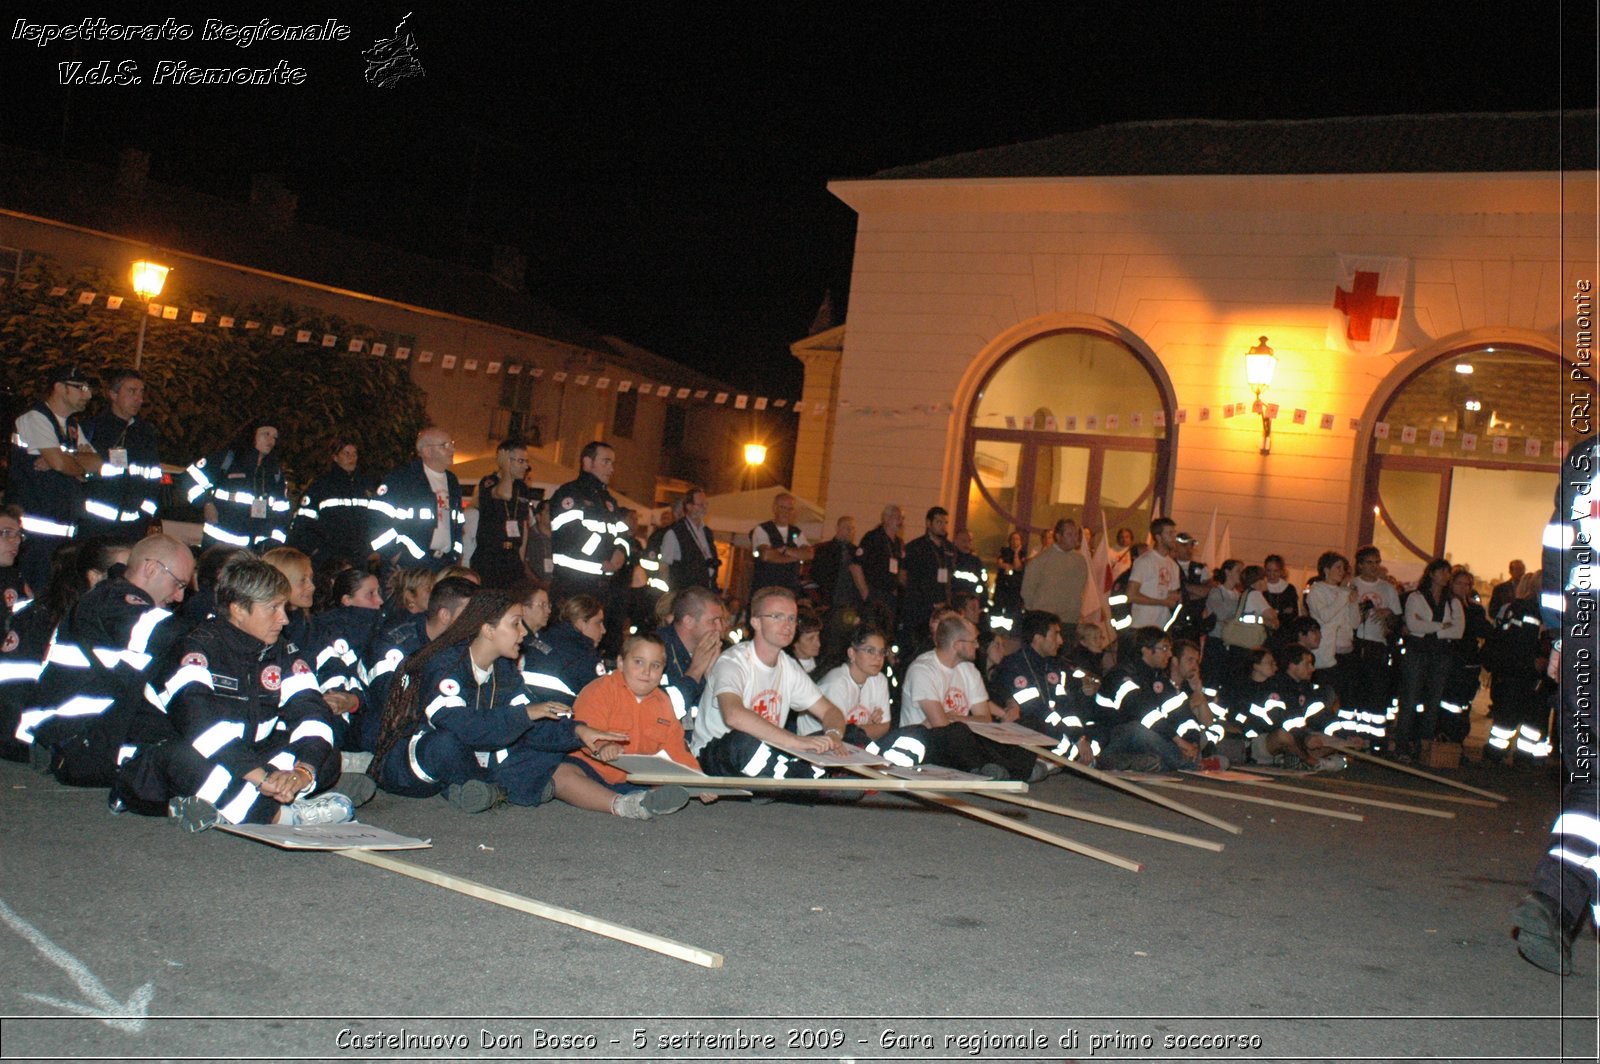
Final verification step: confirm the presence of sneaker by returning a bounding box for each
[1027,759,1051,783]
[283,792,356,826]
[1314,754,1349,772]
[977,763,1010,781]
[614,784,691,820]
[1198,755,1230,772]
[444,779,506,813]
[333,772,378,807]
[1512,891,1574,975]
[169,795,221,833]
[340,751,374,774]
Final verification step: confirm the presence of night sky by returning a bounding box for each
[1,2,1592,394]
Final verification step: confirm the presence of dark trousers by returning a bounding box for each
[1529,656,1599,929]
[873,721,1036,780]
[377,727,575,806]
[696,729,827,780]
[1394,638,1453,754]
[115,737,337,824]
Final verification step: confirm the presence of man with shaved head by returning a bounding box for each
[369,426,465,577]
[18,533,195,787]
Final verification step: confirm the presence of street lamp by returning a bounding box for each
[1245,335,1277,456]
[743,442,767,467]
[130,259,169,369]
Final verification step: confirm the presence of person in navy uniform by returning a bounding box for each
[184,421,291,551]
[368,427,465,575]
[288,435,377,569]
[8,364,102,591]
[79,368,162,545]
[546,441,631,605]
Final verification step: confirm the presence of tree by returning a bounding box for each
[0,258,429,490]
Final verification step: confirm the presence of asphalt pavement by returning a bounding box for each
[0,752,1594,1063]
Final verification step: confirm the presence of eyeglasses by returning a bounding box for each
[758,612,798,625]
[852,644,886,657]
[424,440,456,450]
[0,528,22,542]
[66,383,92,393]
[153,559,188,588]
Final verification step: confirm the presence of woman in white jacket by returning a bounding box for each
[1305,551,1359,699]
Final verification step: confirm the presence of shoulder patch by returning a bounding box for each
[181,651,208,669]
[259,664,282,691]
[1047,672,1060,684]
[595,661,607,677]
[291,659,311,675]
[439,678,461,697]
[561,496,574,509]
[4,588,18,609]
[125,594,145,606]
[332,638,350,655]
[2,631,17,653]
[1152,680,1165,693]
[1014,675,1027,689]
[376,484,388,495]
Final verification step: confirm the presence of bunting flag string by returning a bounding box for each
[0,279,828,416]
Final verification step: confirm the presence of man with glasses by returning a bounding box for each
[369,427,465,577]
[660,486,720,591]
[0,505,25,609]
[690,586,850,780]
[17,533,194,789]
[7,365,103,592]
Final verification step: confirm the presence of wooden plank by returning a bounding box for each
[1273,772,1498,809]
[981,792,1226,853]
[337,849,723,969]
[1184,775,1455,819]
[1032,747,1244,835]
[1141,779,1365,822]
[844,766,1143,873]
[624,773,1025,794]
[1325,742,1509,802]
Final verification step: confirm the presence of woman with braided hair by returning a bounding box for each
[369,589,690,818]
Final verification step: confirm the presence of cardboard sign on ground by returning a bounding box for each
[217,822,431,850]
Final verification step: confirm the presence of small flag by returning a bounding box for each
[441,354,457,369]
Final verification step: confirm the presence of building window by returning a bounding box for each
[960,330,1173,560]
[1360,344,1561,582]
[663,404,686,451]
[613,389,638,440]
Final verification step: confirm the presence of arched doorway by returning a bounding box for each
[958,329,1175,559]
[1359,343,1562,584]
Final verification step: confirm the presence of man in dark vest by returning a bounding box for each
[750,492,812,593]
[8,364,102,592]
[661,486,720,591]
[79,367,163,545]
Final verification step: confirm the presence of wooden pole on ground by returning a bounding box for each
[1325,742,1509,802]
[1266,772,1497,809]
[980,792,1225,852]
[338,849,723,968]
[1032,747,1243,835]
[1141,779,1365,822]
[624,773,1025,794]
[1186,776,1455,819]
[843,766,1144,873]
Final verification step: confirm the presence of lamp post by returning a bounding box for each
[1245,335,1278,456]
[743,441,767,491]
[130,259,169,370]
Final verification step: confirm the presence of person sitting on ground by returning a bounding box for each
[689,585,848,782]
[572,632,704,798]
[368,589,682,818]
[655,585,726,734]
[991,610,1091,758]
[19,534,195,786]
[174,544,251,637]
[876,615,1041,781]
[1240,644,1346,770]
[811,623,894,748]
[113,557,356,831]
[359,576,479,753]
[1159,638,1226,761]
[302,566,386,750]
[787,612,823,675]
[522,594,609,708]
[1092,626,1226,774]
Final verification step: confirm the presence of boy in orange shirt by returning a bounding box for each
[576,633,702,786]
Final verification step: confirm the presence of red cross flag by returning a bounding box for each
[1327,253,1408,355]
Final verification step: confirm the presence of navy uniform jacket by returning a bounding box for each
[855,525,904,605]
[18,578,182,766]
[547,472,630,598]
[140,617,339,784]
[79,413,162,541]
[288,465,377,567]
[1093,658,1184,737]
[369,459,464,566]
[184,447,291,550]
[656,623,708,727]
[521,622,607,708]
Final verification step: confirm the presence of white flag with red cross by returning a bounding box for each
[1327,253,1408,356]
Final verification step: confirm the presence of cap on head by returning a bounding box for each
[49,364,90,387]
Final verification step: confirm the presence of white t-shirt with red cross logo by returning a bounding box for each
[899,650,988,728]
[690,640,825,754]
